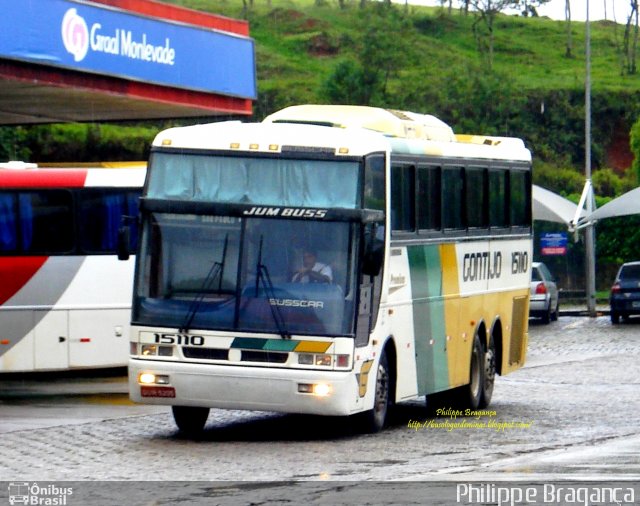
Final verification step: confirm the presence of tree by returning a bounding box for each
[469,1,550,69]
[438,0,454,15]
[520,0,541,16]
[629,116,640,182]
[0,127,30,161]
[622,0,639,75]
[322,60,369,104]
[323,8,409,105]
[564,0,572,58]
[17,123,155,162]
[469,0,515,68]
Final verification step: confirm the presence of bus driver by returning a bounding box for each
[291,249,333,284]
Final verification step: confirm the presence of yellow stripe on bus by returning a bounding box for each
[294,341,331,353]
[358,360,374,398]
[440,243,459,295]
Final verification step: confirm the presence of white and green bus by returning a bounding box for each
[124,105,532,434]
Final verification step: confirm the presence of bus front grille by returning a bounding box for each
[182,347,229,360]
[241,350,288,363]
[181,346,289,364]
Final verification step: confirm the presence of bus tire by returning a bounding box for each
[479,336,496,408]
[361,352,390,433]
[172,406,210,435]
[458,334,484,410]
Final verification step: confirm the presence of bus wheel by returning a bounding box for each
[460,334,484,410]
[362,352,390,433]
[479,337,496,408]
[172,406,210,435]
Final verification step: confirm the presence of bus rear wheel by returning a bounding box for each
[361,352,390,433]
[458,334,484,410]
[479,337,496,408]
[172,406,210,435]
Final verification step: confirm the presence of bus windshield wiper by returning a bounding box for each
[255,236,291,340]
[180,234,228,333]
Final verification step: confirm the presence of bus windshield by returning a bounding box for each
[147,152,361,209]
[133,213,358,337]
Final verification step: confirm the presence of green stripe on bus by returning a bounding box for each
[263,339,299,352]
[408,244,450,396]
[230,337,266,350]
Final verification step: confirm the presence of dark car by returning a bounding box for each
[610,261,640,324]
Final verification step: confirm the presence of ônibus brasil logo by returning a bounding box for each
[7,482,73,505]
[61,9,89,62]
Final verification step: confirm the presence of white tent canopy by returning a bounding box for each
[586,186,640,222]
[532,184,583,225]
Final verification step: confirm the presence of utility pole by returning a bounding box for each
[585,0,597,317]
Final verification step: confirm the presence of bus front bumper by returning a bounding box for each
[129,358,360,417]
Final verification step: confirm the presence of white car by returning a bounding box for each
[530,262,559,324]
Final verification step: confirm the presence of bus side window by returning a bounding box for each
[489,169,509,228]
[29,191,74,253]
[0,192,39,253]
[465,167,488,229]
[364,154,385,211]
[0,193,17,251]
[509,169,531,227]
[417,166,441,231]
[442,167,464,229]
[79,189,141,254]
[126,191,141,251]
[391,164,415,232]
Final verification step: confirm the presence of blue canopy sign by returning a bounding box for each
[0,0,257,99]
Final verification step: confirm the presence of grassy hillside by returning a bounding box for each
[143,2,640,195]
[159,0,640,177]
[169,0,639,96]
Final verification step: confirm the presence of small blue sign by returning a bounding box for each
[0,0,256,99]
[540,232,568,255]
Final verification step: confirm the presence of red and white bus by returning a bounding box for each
[0,161,145,372]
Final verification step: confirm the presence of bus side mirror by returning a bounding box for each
[117,225,131,261]
[362,222,384,276]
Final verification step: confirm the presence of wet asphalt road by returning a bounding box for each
[0,314,638,503]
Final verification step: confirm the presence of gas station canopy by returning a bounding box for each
[0,0,256,124]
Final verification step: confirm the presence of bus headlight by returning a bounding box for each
[139,372,156,384]
[141,344,158,356]
[312,383,332,396]
[140,344,173,357]
[157,346,173,357]
[298,353,349,368]
[298,383,332,397]
[315,354,332,366]
[138,373,170,385]
[298,354,314,365]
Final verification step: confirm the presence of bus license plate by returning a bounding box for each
[141,386,176,398]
